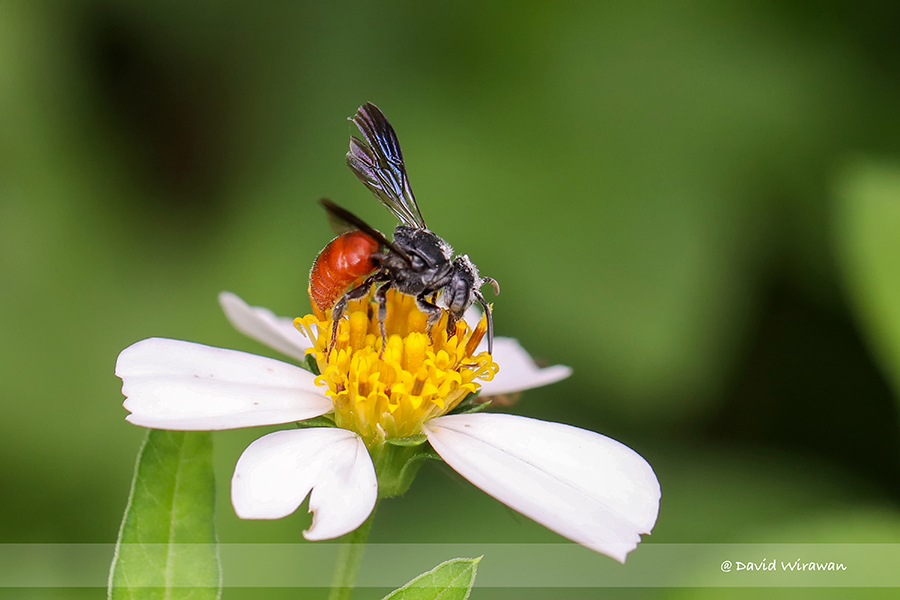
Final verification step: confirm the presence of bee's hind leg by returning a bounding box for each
[328,275,380,354]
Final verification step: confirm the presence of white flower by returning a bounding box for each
[116,292,660,562]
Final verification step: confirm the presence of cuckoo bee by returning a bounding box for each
[309,102,498,352]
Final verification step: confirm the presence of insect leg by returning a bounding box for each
[373,279,393,355]
[415,292,443,343]
[474,290,494,354]
[446,311,458,338]
[329,274,380,354]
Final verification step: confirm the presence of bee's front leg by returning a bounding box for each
[415,292,443,344]
[373,280,394,357]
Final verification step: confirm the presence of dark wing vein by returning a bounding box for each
[346,102,427,228]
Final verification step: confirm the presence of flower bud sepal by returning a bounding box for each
[369,435,438,499]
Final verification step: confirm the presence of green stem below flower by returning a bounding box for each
[327,506,377,600]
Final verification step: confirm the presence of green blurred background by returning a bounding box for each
[3,1,900,598]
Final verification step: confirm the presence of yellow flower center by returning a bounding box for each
[294,289,498,445]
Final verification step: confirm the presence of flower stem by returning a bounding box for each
[327,507,377,600]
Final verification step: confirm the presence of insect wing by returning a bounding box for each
[319,198,409,261]
[322,199,357,236]
[347,102,427,228]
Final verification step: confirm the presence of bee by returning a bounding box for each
[309,102,499,352]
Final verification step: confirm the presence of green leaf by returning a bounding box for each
[294,415,336,428]
[304,353,321,375]
[109,430,221,599]
[455,399,492,415]
[446,393,491,416]
[835,160,900,396]
[385,434,428,447]
[381,557,481,600]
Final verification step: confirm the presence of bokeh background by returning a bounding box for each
[3,1,900,598]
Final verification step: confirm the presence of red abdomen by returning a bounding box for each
[309,231,381,314]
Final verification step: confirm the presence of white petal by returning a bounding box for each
[231,428,377,539]
[117,338,332,430]
[424,413,660,562]
[219,291,313,361]
[478,337,572,396]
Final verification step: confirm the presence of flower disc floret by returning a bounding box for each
[295,289,498,444]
